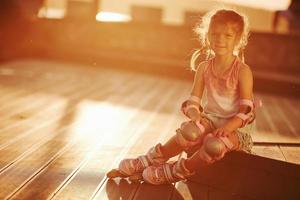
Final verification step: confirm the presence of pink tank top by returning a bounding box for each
[202,56,240,118]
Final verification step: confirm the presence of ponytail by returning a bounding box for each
[190,49,201,71]
[190,46,212,71]
[238,48,245,63]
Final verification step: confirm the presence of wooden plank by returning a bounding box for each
[0,82,61,128]
[0,80,123,198]
[121,85,187,200]
[88,82,183,199]
[267,95,298,137]
[0,61,148,199]
[0,76,116,173]
[253,94,273,135]
[0,73,141,199]
[251,144,286,161]
[257,94,280,133]
[1,60,300,199]
[279,145,300,165]
[0,78,79,148]
[0,62,113,143]
[252,93,300,143]
[120,83,187,156]
[281,98,300,129]
[0,65,127,146]
[49,77,170,199]
[53,148,141,200]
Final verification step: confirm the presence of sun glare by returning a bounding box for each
[38,8,65,19]
[70,100,136,145]
[96,11,131,22]
[219,0,291,10]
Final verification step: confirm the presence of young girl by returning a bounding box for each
[107,8,256,185]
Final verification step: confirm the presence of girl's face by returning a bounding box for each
[208,22,240,56]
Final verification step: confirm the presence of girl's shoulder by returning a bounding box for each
[238,61,252,73]
[196,59,211,73]
[238,61,253,80]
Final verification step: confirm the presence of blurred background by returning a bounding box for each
[0,0,299,96]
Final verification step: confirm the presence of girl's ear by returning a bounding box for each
[234,35,241,48]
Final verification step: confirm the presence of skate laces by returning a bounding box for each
[146,143,166,165]
[130,158,144,172]
[118,158,145,176]
[138,144,166,168]
[143,159,194,184]
[173,158,195,179]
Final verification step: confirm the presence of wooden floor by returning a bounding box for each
[0,59,299,200]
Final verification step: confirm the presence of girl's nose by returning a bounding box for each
[214,36,223,43]
[216,34,226,41]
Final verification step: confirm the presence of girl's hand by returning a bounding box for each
[187,108,201,121]
[213,127,231,137]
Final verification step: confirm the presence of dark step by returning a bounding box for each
[188,151,300,200]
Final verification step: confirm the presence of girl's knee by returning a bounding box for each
[195,134,235,164]
[175,120,211,148]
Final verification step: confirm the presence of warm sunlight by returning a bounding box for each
[70,100,136,144]
[96,11,131,22]
[219,0,291,10]
[38,8,65,19]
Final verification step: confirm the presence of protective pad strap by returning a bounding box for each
[238,99,256,127]
[195,121,205,133]
[198,146,214,164]
[175,129,202,149]
[145,143,166,166]
[240,99,254,110]
[163,163,177,183]
[183,104,200,116]
[198,134,234,164]
[188,95,201,104]
[218,135,234,149]
[138,155,150,168]
[236,112,255,127]
[236,113,249,121]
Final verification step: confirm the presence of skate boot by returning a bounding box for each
[107,143,167,179]
[142,158,194,185]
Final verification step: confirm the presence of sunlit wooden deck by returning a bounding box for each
[0,59,299,200]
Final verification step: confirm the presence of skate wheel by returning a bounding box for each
[106,169,127,178]
[128,173,143,183]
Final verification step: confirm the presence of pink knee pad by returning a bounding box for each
[175,120,205,149]
[198,133,234,164]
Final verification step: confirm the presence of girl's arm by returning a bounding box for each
[183,62,206,120]
[214,64,254,136]
[190,62,206,101]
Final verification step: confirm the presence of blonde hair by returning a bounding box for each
[191,8,250,71]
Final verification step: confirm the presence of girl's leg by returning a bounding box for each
[115,119,213,178]
[142,131,240,184]
[160,135,182,159]
[160,119,214,160]
[185,131,240,172]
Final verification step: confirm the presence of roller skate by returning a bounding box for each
[106,143,167,182]
[142,158,195,185]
